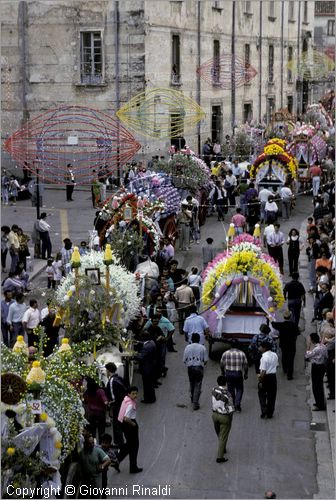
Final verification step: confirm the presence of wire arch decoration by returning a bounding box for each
[4,105,141,185]
[196,53,257,89]
[116,87,205,139]
[287,49,335,81]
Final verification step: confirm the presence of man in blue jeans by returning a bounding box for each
[183,333,208,410]
[220,339,248,412]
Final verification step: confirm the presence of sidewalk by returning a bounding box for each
[299,218,335,499]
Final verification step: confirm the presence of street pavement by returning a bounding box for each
[2,191,334,499]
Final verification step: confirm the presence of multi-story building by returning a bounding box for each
[312,1,335,100]
[1,0,315,166]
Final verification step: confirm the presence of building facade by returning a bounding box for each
[1,0,316,166]
[312,1,335,100]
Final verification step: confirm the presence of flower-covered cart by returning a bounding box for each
[53,247,141,386]
[152,153,211,225]
[201,235,284,358]
[97,191,163,261]
[127,171,181,243]
[250,138,298,189]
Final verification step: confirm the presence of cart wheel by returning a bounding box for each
[162,216,177,243]
[64,462,81,499]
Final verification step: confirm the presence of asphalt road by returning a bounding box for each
[2,191,327,498]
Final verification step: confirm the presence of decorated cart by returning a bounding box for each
[53,246,141,385]
[250,138,298,189]
[152,153,211,225]
[96,191,163,264]
[265,109,296,141]
[288,123,328,167]
[1,338,91,498]
[127,171,181,242]
[201,234,284,358]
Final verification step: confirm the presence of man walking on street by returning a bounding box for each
[8,225,20,273]
[202,237,216,269]
[220,339,248,412]
[105,362,127,447]
[267,223,284,274]
[117,386,143,473]
[65,163,75,201]
[175,279,195,334]
[258,340,279,419]
[38,212,52,260]
[183,305,209,345]
[272,311,300,380]
[138,332,157,404]
[183,333,208,410]
[211,375,235,463]
[6,293,26,347]
[1,291,15,346]
[283,272,306,326]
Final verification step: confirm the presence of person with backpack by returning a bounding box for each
[248,324,277,374]
[105,362,127,447]
[211,375,235,463]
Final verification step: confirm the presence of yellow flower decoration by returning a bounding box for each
[264,144,285,156]
[58,338,71,353]
[40,412,48,422]
[210,305,217,311]
[13,335,29,355]
[26,361,46,385]
[6,447,15,456]
[55,441,62,449]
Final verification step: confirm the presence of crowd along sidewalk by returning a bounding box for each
[299,217,335,499]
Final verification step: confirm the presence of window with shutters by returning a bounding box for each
[315,2,335,16]
[289,1,295,21]
[211,106,222,143]
[303,1,308,22]
[268,45,274,83]
[327,20,335,36]
[213,40,220,84]
[244,44,251,84]
[80,31,104,85]
[268,1,276,20]
[171,35,181,85]
[287,96,293,115]
[287,46,293,83]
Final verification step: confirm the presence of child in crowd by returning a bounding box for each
[306,217,317,235]
[99,433,120,494]
[46,259,54,289]
[52,252,63,287]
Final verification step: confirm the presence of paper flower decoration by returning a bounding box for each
[13,336,28,355]
[26,361,46,386]
[58,338,71,353]
[103,244,113,266]
[71,247,81,268]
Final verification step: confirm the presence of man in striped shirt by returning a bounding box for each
[220,339,248,412]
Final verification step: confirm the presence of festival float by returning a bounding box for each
[249,138,298,189]
[96,191,163,265]
[201,234,284,358]
[288,123,328,167]
[1,336,93,497]
[151,153,211,225]
[53,245,141,384]
[127,171,181,242]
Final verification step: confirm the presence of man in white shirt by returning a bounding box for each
[280,185,293,220]
[183,305,209,344]
[258,340,279,419]
[267,223,285,274]
[264,196,278,224]
[22,299,41,346]
[211,375,235,463]
[263,222,275,249]
[183,333,208,410]
[258,187,273,223]
[38,213,52,260]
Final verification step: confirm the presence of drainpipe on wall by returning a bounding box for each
[258,1,262,124]
[280,1,284,108]
[18,0,29,124]
[115,0,121,185]
[296,1,301,116]
[197,0,201,156]
[231,0,236,134]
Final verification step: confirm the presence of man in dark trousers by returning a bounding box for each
[220,339,248,412]
[183,333,208,410]
[117,386,142,474]
[65,163,75,201]
[105,362,127,447]
[138,331,157,404]
[258,340,279,419]
[272,310,300,380]
[283,272,306,326]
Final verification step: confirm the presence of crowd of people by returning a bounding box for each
[1,128,335,496]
